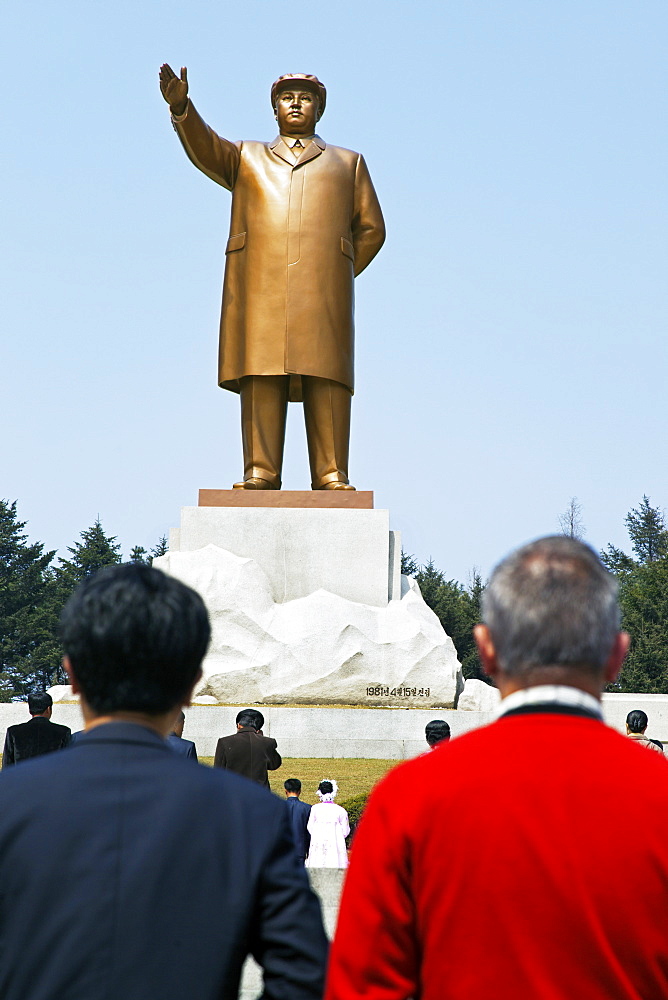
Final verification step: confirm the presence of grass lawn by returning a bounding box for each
[0,753,399,805]
[200,757,399,803]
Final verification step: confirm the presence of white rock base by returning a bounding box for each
[154,545,462,708]
[457,678,501,711]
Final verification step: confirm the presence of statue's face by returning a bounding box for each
[274,86,320,135]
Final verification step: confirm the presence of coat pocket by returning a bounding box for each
[340,237,354,261]
[226,232,246,253]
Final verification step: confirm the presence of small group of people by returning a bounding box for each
[3,536,668,998]
[2,698,198,765]
[284,777,350,868]
[2,688,352,873]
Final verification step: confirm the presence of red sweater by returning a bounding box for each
[325,712,668,1000]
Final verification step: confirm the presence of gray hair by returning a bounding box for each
[482,536,620,676]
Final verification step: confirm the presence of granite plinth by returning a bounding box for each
[169,505,399,607]
[160,499,459,707]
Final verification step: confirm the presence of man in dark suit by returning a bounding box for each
[0,564,327,1000]
[2,691,70,766]
[214,709,282,788]
[167,710,198,760]
[284,778,311,863]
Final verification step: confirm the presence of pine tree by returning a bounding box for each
[600,544,636,575]
[150,535,169,562]
[615,558,668,693]
[459,570,487,681]
[602,496,668,693]
[57,518,122,589]
[0,500,59,698]
[625,496,668,564]
[400,551,419,576]
[129,546,150,564]
[411,559,488,684]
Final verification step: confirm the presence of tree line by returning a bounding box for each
[0,500,165,700]
[404,495,668,694]
[2,495,668,699]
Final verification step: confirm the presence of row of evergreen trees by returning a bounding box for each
[404,495,668,693]
[0,501,165,700]
[2,496,668,699]
[600,497,668,692]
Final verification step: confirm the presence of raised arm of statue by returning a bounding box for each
[159,63,188,117]
[160,63,241,192]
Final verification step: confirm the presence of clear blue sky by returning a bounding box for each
[3,0,667,583]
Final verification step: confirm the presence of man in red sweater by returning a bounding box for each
[326,536,668,1000]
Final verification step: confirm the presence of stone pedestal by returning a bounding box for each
[155,493,462,708]
[169,503,400,606]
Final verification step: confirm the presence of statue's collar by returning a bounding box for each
[269,134,326,166]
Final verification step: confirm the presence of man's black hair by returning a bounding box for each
[60,563,210,716]
[425,719,451,746]
[284,778,302,793]
[236,709,264,730]
[28,692,53,716]
[627,710,649,734]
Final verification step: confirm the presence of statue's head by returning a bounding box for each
[271,74,326,134]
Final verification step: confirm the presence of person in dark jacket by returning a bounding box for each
[284,778,311,863]
[166,710,198,760]
[2,692,70,767]
[0,563,327,1000]
[214,709,282,787]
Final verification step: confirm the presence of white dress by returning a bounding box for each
[305,802,350,868]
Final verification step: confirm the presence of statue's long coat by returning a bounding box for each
[173,102,385,400]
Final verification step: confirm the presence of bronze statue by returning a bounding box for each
[159,65,385,490]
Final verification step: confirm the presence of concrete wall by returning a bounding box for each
[2,693,668,759]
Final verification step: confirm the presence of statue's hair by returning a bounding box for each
[482,536,619,677]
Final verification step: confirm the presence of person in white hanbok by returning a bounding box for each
[305,780,350,869]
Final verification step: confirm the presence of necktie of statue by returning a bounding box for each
[293,139,304,158]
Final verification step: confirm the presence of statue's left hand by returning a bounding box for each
[159,63,188,116]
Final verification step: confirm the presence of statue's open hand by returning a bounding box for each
[159,64,188,115]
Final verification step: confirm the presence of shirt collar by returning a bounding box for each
[495,684,603,722]
[280,134,315,147]
[73,721,170,747]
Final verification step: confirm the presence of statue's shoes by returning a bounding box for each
[232,477,276,490]
[319,482,356,491]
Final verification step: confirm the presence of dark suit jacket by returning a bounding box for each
[2,716,71,766]
[166,732,198,761]
[286,796,312,862]
[0,722,327,1000]
[214,727,282,787]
